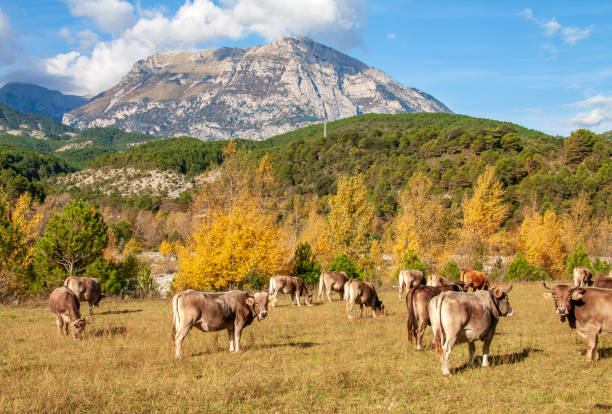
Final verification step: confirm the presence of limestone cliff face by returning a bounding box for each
[63,37,451,140]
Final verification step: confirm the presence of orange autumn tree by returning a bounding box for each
[173,144,288,291]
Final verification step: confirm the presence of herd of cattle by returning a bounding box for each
[48,266,612,376]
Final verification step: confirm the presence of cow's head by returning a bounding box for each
[543,282,584,322]
[69,318,89,340]
[246,292,269,321]
[491,285,513,317]
[304,293,313,306]
[374,299,385,316]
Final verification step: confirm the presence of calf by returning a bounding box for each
[318,271,348,302]
[572,267,593,287]
[406,283,467,350]
[429,285,513,376]
[268,275,313,307]
[345,279,385,320]
[592,274,612,289]
[49,286,89,340]
[460,269,489,291]
[172,290,269,358]
[64,276,105,315]
[543,282,612,360]
[398,269,425,298]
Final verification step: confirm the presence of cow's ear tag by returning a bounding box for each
[571,290,584,301]
[246,297,255,306]
[542,292,552,300]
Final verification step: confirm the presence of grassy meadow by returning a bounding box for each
[1,282,611,413]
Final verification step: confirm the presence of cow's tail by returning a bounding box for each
[460,270,466,282]
[268,277,276,296]
[318,273,325,299]
[171,293,181,342]
[433,294,445,357]
[406,287,417,343]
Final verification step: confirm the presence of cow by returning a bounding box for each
[345,279,385,320]
[268,275,313,307]
[572,266,593,287]
[460,269,489,291]
[318,271,349,302]
[429,285,513,376]
[172,290,269,358]
[64,276,105,315]
[398,269,425,298]
[427,274,450,287]
[49,286,89,340]
[592,274,612,289]
[406,283,469,350]
[543,282,612,361]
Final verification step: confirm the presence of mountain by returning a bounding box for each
[0,101,75,139]
[0,83,88,122]
[63,36,451,140]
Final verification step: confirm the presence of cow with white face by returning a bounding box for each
[172,290,269,358]
[429,285,513,376]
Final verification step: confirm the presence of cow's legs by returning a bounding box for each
[234,326,243,352]
[441,336,456,376]
[88,301,94,315]
[416,321,427,351]
[398,281,403,298]
[295,293,301,307]
[270,290,277,307]
[174,324,191,358]
[481,336,493,367]
[585,332,599,361]
[227,328,235,352]
[326,287,332,302]
[55,316,64,336]
[347,300,354,320]
[467,342,476,367]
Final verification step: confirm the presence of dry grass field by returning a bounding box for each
[1,282,611,413]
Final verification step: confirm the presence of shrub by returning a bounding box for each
[592,258,610,275]
[329,254,362,280]
[440,260,461,281]
[290,242,322,286]
[565,243,592,277]
[400,250,427,275]
[505,253,550,281]
[244,269,267,291]
[122,238,142,257]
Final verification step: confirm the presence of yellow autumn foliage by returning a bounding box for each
[519,209,567,278]
[158,240,174,256]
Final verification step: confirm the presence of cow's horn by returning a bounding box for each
[503,284,513,293]
[542,281,552,290]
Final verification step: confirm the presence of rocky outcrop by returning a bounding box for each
[64,36,451,140]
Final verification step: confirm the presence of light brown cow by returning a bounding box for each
[460,269,489,291]
[427,274,450,287]
[318,271,349,302]
[398,269,425,298]
[64,276,105,315]
[406,283,469,350]
[429,286,513,376]
[592,274,612,289]
[572,266,593,287]
[268,275,313,307]
[345,279,385,320]
[49,286,89,340]
[543,282,612,361]
[172,290,269,358]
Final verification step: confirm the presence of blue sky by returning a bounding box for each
[0,0,611,136]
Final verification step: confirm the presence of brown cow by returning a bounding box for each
[427,274,449,287]
[572,266,593,287]
[593,274,612,289]
[49,286,89,340]
[64,276,105,315]
[345,279,385,320]
[172,290,269,358]
[398,269,425,298]
[268,275,313,307]
[318,271,348,302]
[460,269,489,291]
[429,286,513,376]
[543,282,612,361]
[406,283,468,350]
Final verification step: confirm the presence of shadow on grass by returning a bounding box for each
[98,309,142,315]
[580,347,612,360]
[452,347,542,374]
[254,341,319,350]
[90,326,127,337]
[592,403,612,410]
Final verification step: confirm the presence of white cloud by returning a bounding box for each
[46,0,366,95]
[520,9,591,45]
[65,0,136,35]
[0,8,19,65]
[58,27,75,43]
[387,33,396,39]
[570,95,612,128]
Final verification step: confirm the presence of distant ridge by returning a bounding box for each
[64,36,451,140]
[0,82,88,122]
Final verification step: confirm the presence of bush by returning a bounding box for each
[122,238,142,257]
[244,269,267,291]
[400,250,427,275]
[329,254,362,280]
[505,253,550,281]
[91,255,153,296]
[592,258,611,275]
[565,243,592,277]
[440,260,461,281]
[290,242,322,286]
